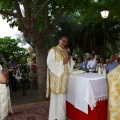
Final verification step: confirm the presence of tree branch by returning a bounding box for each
[0,9,18,18]
[34,0,50,20]
[45,6,50,27]
[22,0,34,31]
[33,0,38,16]
[43,8,65,36]
[13,0,24,24]
[22,0,31,18]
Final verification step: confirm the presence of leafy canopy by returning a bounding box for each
[0,37,30,62]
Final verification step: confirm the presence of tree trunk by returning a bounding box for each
[35,41,47,101]
[93,35,96,53]
[84,30,88,53]
[89,37,93,52]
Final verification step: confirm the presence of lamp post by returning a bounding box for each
[100,10,109,61]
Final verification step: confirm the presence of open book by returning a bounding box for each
[71,69,85,74]
[70,69,86,74]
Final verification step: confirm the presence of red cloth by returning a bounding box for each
[66,100,108,120]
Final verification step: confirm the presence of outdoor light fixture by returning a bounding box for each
[100,9,109,60]
[101,10,109,19]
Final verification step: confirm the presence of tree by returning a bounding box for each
[48,13,82,51]
[0,0,84,100]
[0,37,29,62]
[49,0,120,56]
[1,0,120,100]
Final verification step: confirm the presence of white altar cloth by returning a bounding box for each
[66,73,108,114]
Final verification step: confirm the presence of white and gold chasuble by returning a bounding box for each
[47,45,75,120]
[47,45,69,95]
[107,65,120,120]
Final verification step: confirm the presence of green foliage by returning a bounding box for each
[0,0,120,56]
[0,37,30,62]
[115,40,120,52]
[45,10,120,56]
[44,35,55,50]
[45,13,82,50]
[106,41,118,57]
[33,0,85,32]
[65,0,120,30]
[72,45,83,59]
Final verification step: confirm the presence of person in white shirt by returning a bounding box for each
[87,53,97,73]
[46,35,74,120]
[96,57,107,72]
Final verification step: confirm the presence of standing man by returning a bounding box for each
[87,53,97,73]
[8,56,17,91]
[47,35,74,120]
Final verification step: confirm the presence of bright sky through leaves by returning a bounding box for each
[0,15,21,39]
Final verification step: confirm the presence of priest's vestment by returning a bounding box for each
[107,65,120,120]
[47,45,74,120]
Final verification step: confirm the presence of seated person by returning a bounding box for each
[96,57,107,72]
[76,57,82,70]
[107,55,118,73]
[87,53,97,73]
[106,58,110,65]
[81,56,88,71]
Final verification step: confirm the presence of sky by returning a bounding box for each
[0,15,29,48]
[0,15,21,38]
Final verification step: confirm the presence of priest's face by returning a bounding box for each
[59,37,68,49]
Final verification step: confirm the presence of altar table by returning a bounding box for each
[66,73,108,120]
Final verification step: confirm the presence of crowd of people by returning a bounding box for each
[0,55,38,119]
[6,56,38,91]
[75,53,119,74]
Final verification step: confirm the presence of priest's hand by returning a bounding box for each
[63,57,69,65]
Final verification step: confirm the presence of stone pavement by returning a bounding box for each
[10,88,41,106]
[10,88,71,120]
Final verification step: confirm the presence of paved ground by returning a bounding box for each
[10,88,41,106]
[10,87,70,120]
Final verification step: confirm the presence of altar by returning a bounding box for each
[66,73,108,120]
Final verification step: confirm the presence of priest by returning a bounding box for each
[46,35,74,120]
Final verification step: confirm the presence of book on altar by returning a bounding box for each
[70,69,86,74]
